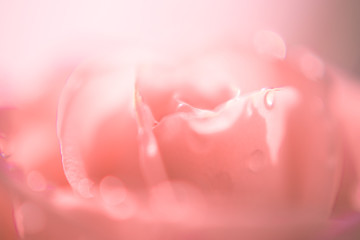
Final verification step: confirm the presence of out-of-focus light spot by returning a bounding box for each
[103,194,137,220]
[100,176,127,206]
[253,30,286,59]
[248,150,266,172]
[52,189,84,208]
[27,171,47,192]
[264,90,275,109]
[146,139,158,158]
[15,202,46,236]
[77,178,94,199]
[299,52,324,80]
[100,176,136,220]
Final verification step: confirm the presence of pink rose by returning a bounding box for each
[0,33,359,239]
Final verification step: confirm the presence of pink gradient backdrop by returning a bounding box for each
[0,0,359,81]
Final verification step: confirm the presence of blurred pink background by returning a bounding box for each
[0,0,359,84]
[1,1,360,239]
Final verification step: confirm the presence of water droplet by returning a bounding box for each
[16,202,46,235]
[100,176,127,206]
[27,171,47,192]
[264,90,275,109]
[248,150,266,172]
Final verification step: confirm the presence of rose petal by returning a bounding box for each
[57,55,145,196]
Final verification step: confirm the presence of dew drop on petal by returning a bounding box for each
[27,171,47,192]
[100,176,127,206]
[15,202,46,236]
[264,90,275,109]
[248,150,266,172]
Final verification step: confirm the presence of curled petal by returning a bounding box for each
[57,55,144,196]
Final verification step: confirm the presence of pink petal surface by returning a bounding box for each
[0,21,357,239]
[47,43,345,239]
